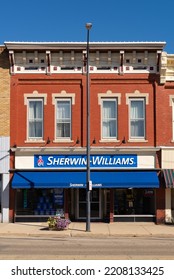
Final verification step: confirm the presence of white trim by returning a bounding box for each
[24,140,45,144]
[53,139,73,143]
[128,97,146,140]
[26,98,44,141]
[99,139,120,143]
[160,146,174,149]
[128,139,148,143]
[52,91,75,105]
[54,98,72,141]
[98,90,121,105]
[100,97,118,141]
[126,90,149,105]
[5,41,166,51]
[24,90,47,105]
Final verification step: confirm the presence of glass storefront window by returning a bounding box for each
[15,188,64,216]
[114,189,155,215]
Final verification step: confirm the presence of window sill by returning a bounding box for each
[53,139,74,143]
[99,139,120,143]
[25,140,45,143]
[128,139,148,143]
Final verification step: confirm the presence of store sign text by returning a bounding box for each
[34,154,137,169]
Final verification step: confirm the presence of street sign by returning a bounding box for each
[89,180,92,190]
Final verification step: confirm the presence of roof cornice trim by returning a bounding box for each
[4,41,166,51]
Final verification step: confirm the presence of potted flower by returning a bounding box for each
[47,216,57,230]
[47,215,71,231]
[56,216,71,230]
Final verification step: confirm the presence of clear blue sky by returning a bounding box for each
[1,0,174,53]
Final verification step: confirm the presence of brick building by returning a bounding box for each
[0,46,10,222]
[156,52,174,223]
[4,41,174,223]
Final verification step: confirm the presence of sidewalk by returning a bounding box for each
[0,222,174,238]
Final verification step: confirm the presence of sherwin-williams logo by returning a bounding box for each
[37,156,44,166]
[34,154,137,169]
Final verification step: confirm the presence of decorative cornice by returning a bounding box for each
[4,41,166,51]
[12,146,160,155]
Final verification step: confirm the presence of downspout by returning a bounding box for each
[152,78,158,224]
[152,79,157,148]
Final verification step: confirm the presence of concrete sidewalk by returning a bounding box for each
[0,222,174,238]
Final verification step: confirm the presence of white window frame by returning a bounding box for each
[52,91,75,143]
[24,91,47,143]
[55,98,72,141]
[129,98,146,140]
[101,98,118,140]
[27,98,44,141]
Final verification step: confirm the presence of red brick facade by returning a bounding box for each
[10,73,160,148]
[6,41,174,223]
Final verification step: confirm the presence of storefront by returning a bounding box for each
[114,188,156,221]
[11,153,159,222]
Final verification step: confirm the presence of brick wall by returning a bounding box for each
[155,81,174,146]
[0,47,10,136]
[10,72,157,148]
[156,188,165,224]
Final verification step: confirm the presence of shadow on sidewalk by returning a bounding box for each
[15,223,45,228]
[39,227,86,232]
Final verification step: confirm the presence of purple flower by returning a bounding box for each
[55,217,71,230]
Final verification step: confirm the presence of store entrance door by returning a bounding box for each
[77,189,101,220]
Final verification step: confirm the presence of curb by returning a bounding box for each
[1,230,174,239]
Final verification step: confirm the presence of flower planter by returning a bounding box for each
[48,216,71,231]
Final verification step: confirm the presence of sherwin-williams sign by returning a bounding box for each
[34,154,137,169]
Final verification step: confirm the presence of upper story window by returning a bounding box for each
[56,99,71,139]
[28,99,43,139]
[129,98,145,139]
[102,99,117,139]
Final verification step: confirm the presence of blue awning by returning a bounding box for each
[11,171,159,189]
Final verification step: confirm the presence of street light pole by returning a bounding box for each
[85,22,92,232]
